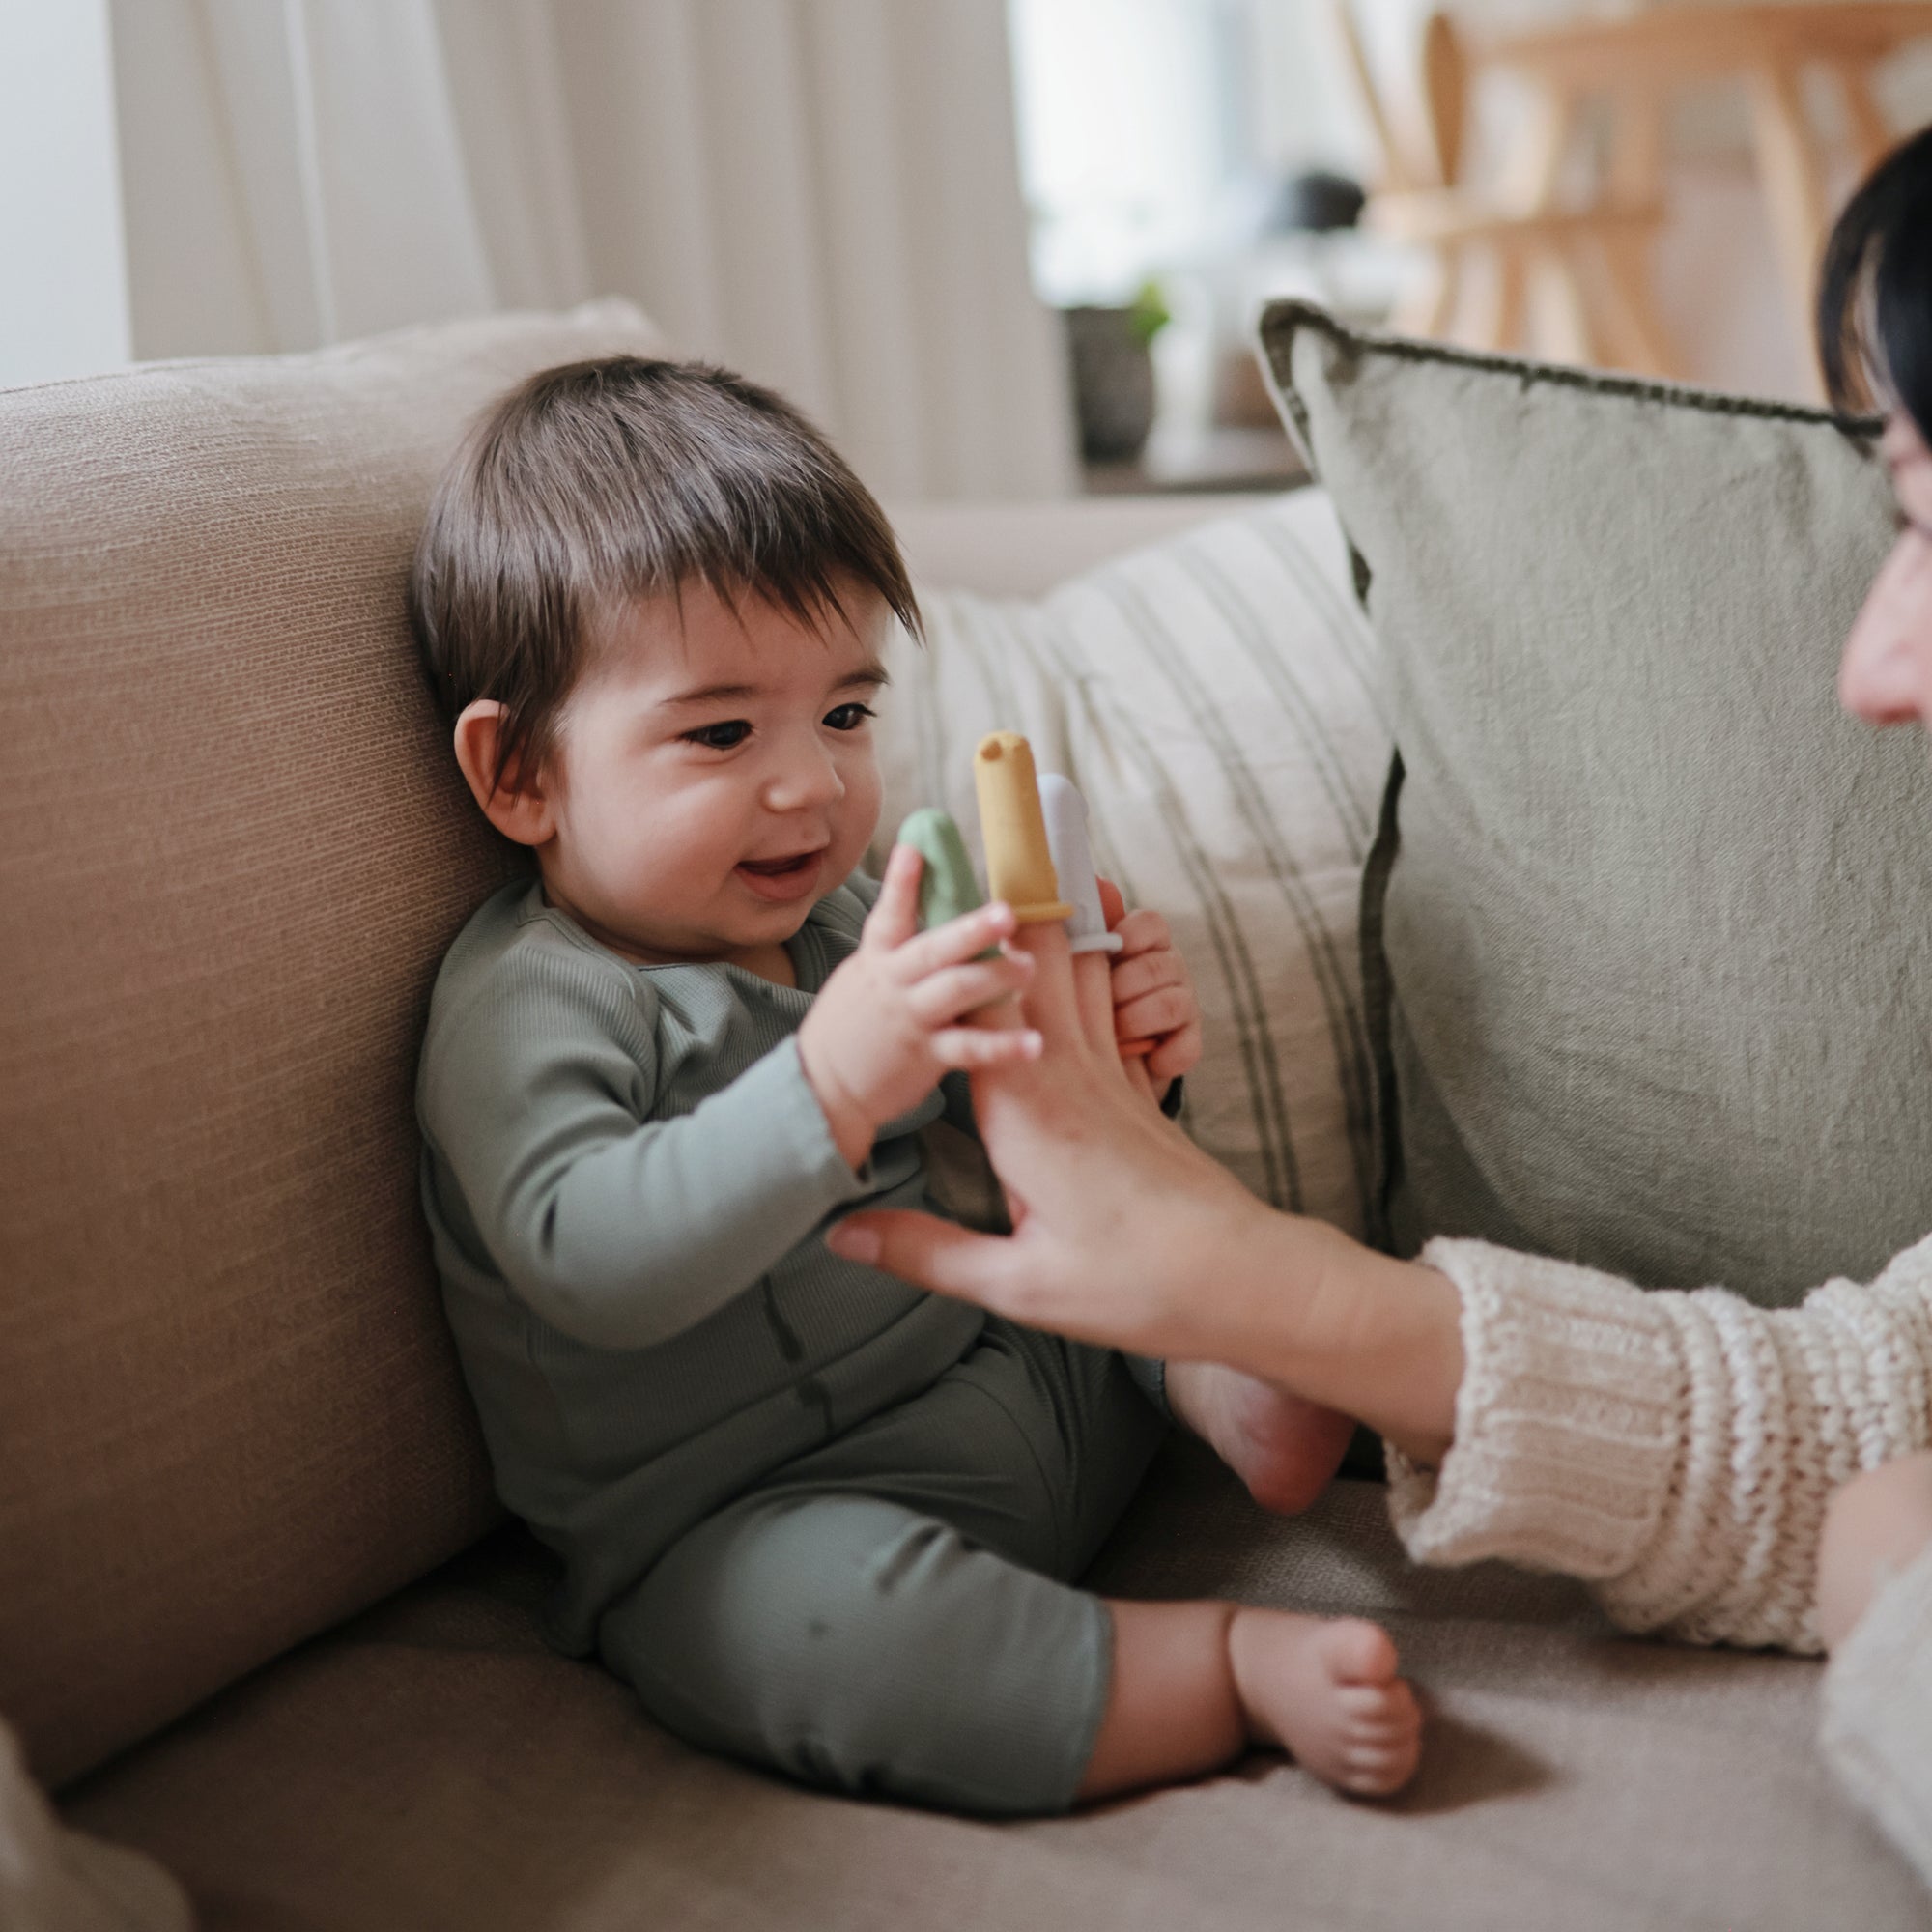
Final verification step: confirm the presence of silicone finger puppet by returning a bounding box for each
[973,732,1072,923]
[1038,771,1154,1065]
[1037,774,1122,956]
[896,807,984,932]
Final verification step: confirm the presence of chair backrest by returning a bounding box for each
[0,300,662,1787]
[1326,0,1468,190]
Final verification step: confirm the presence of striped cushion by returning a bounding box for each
[872,488,1390,1237]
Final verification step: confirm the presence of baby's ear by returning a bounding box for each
[453,701,555,847]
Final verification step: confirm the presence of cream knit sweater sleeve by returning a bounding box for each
[1383,1233,1932,1652]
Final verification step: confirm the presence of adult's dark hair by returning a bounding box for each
[1819,122,1932,433]
[410,357,920,795]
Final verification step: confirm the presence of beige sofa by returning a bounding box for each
[4,303,1924,1931]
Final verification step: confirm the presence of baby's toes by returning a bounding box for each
[1318,1617,1401,1688]
[1342,1733,1421,1796]
[1338,1680,1403,1721]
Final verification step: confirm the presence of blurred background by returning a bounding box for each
[7,0,1932,501]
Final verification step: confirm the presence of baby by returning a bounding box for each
[411,356,1422,1815]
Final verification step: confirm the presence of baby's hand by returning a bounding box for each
[1098,880,1203,1096]
[799,842,1040,1171]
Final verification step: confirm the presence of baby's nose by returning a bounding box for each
[765,746,845,810]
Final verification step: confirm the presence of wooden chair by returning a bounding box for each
[1471,3,1932,393]
[1329,0,1682,378]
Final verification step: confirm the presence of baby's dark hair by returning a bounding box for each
[410,357,920,794]
[1819,122,1932,434]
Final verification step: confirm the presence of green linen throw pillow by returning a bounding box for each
[1262,301,1926,1306]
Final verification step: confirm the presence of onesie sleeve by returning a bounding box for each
[1383,1235,1932,1652]
[420,950,873,1350]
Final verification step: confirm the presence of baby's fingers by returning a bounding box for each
[863,843,925,951]
[894,899,1019,978]
[910,955,1033,1025]
[1147,1020,1201,1084]
[1115,985,1195,1042]
[1112,907,1172,959]
[931,1025,1044,1070]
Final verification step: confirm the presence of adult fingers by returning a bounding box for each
[931,1025,1044,1069]
[863,843,924,951]
[1071,949,1124,1064]
[1008,919,1088,1051]
[826,1207,1014,1307]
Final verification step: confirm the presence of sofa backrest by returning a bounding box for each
[0,302,663,1786]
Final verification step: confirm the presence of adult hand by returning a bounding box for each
[827,911,1306,1364]
[826,911,1466,1464]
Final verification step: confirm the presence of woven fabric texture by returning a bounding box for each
[0,301,663,1786]
[1262,301,1922,1305]
[62,1453,1932,1932]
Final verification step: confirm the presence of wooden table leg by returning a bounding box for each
[1747,55,1829,391]
[1392,247,1461,338]
[1500,83,1577,211]
[1835,60,1893,178]
[1600,95,1681,380]
[1488,242,1529,354]
[1527,246,1598,364]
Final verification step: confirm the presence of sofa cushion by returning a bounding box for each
[1260,302,1923,1301]
[876,488,1390,1236]
[61,1450,1929,1931]
[0,300,663,1786]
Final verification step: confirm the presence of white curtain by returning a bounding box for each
[106,0,1076,501]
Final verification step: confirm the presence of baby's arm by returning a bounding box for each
[421,851,1034,1351]
[423,965,875,1350]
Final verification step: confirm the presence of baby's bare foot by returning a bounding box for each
[1228,1611,1422,1797]
[1168,1361,1356,1515]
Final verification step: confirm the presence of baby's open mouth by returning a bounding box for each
[739,850,822,878]
[736,848,828,899]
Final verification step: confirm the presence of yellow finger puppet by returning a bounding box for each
[972,731,1072,924]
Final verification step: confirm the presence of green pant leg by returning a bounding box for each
[597,1326,1163,1816]
[963,1320,1170,1577]
[600,1487,1111,1816]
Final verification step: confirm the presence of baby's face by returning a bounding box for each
[535,580,888,968]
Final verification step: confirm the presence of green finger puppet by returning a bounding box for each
[896,808,984,932]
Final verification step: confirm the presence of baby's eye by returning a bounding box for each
[685,719,751,750]
[823,701,877,731]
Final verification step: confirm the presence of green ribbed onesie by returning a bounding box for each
[415,869,1167,1815]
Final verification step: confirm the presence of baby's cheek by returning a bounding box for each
[840,751,885,854]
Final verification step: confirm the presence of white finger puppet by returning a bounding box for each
[1037,772,1122,956]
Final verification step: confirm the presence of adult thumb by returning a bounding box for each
[827,1208,1006,1305]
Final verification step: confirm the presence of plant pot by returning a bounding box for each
[1063,306,1156,464]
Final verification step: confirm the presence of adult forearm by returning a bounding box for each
[1217,1214,1463,1468]
[1384,1235,1932,1653]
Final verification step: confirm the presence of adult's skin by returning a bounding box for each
[828,132,1932,1505]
